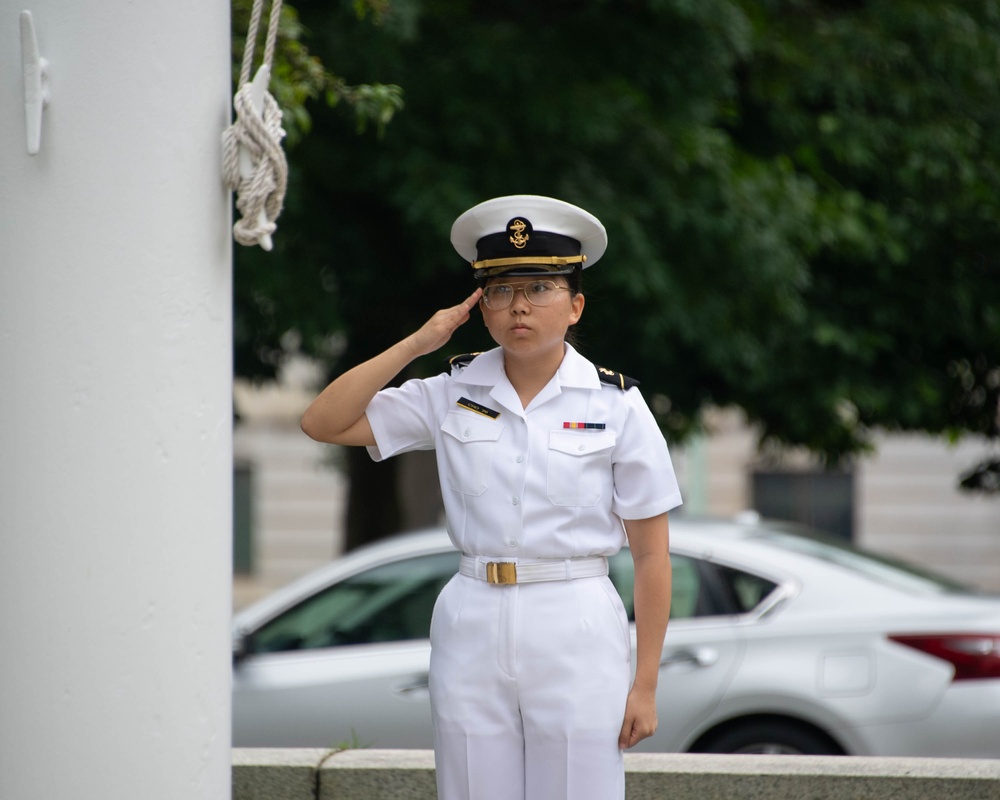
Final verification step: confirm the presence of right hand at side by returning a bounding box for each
[403,288,483,358]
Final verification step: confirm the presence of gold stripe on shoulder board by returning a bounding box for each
[596,365,639,391]
[448,352,482,369]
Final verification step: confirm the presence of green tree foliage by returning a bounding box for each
[731,0,1000,465]
[231,0,402,381]
[235,0,1000,543]
[230,0,403,147]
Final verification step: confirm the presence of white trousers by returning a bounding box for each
[429,573,631,800]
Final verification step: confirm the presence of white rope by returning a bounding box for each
[222,0,288,250]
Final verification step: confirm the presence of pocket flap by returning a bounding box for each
[441,410,504,443]
[548,429,616,456]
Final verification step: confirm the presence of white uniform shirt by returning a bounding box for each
[365,344,682,558]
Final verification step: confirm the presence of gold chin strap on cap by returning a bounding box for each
[471,255,586,276]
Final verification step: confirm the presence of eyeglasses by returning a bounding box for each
[481,280,572,310]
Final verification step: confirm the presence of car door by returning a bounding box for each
[608,551,753,753]
[232,550,461,748]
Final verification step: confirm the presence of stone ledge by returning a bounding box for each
[623,753,1000,800]
[232,748,1000,800]
[232,748,331,800]
[321,749,437,800]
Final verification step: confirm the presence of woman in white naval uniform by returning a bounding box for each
[301,195,682,800]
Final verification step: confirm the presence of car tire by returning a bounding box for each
[695,718,844,756]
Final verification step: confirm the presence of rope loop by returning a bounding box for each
[223,0,286,250]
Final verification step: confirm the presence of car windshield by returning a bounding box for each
[752,528,974,595]
[249,551,461,652]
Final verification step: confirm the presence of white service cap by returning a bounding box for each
[450,195,607,278]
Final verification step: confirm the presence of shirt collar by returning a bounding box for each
[452,347,505,386]
[452,343,601,390]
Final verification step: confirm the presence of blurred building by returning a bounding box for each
[233,366,1000,610]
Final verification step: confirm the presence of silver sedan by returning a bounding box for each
[232,517,1000,756]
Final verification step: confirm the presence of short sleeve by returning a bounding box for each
[611,388,683,520]
[364,374,449,462]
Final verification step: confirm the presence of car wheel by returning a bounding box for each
[695,718,844,756]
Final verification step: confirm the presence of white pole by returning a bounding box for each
[0,2,233,799]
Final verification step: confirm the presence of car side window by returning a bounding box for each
[717,564,778,613]
[607,552,702,621]
[607,552,776,621]
[248,551,461,654]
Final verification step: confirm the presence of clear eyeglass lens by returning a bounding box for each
[483,280,563,309]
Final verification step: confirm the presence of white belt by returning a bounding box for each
[459,555,609,585]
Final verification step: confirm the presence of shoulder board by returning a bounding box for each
[596,365,640,391]
[447,352,482,370]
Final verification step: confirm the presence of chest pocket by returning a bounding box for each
[440,410,503,496]
[546,429,616,507]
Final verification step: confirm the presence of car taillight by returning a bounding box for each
[890,634,1000,681]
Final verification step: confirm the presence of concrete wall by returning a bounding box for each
[234,418,347,608]
[694,408,1000,591]
[233,749,1000,800]
[858,435,1000,590]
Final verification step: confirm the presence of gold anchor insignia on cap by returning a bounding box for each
[508,218,529,249]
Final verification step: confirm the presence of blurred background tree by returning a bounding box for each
[234,0,1000,548]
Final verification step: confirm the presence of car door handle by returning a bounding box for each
[661,647,720,669]
[393,675,430,699]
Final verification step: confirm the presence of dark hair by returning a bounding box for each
[564,266,583,297]
[564,267,583,347]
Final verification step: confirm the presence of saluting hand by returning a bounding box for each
[404,288,483,358]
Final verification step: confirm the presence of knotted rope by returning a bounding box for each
[222,0,287,250]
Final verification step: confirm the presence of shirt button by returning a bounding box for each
[515,455,523,463]
[463,429,471,438]
[508,539,518,548]
[578,444,585,452]
[511,497,519,506]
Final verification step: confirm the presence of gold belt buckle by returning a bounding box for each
[486,562,517,585]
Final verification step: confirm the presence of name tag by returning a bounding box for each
[457,397,500,419]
